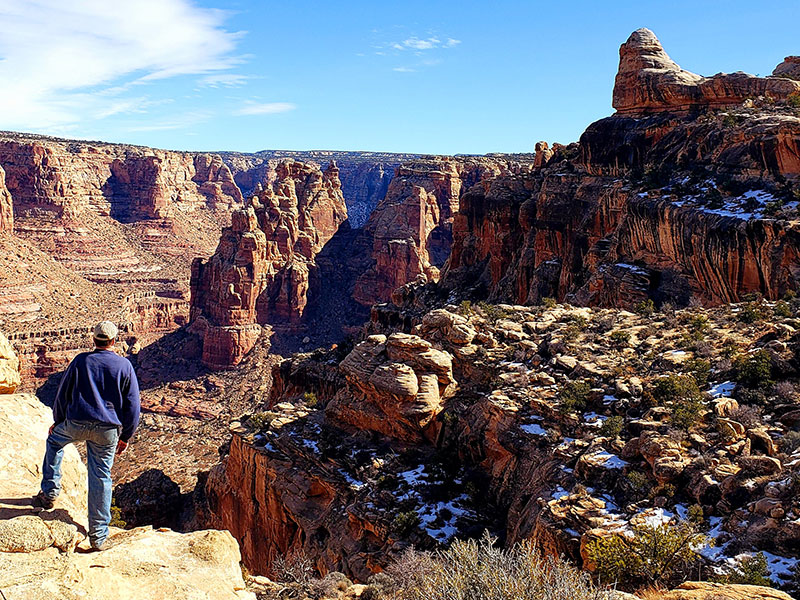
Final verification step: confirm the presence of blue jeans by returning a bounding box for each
[41,419,119,547]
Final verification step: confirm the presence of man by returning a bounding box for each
[34,320,140,551]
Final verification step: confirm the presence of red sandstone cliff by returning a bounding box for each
[443,31,800,308]
[189,160,347,368]
[353,157,519,306]
[0,165,12,234]
[613,28,800,115]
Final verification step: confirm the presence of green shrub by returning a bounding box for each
[788,92,800,108]
[392,511,421,535]
[456,300,473,316]
[739,302,766,324]
[587,519,707,588]
[386,531,607,600]
[635,299,656,317]
[248,411,278,431]
[734,350,773,389]
[685,358,711,389]
[671,396,704,431]
[687,504,705,528]
[563,324,583,342]
[543,297,557,309]
[714,552,773,587]
[110,499,127,528]
[688,314,710,334]
[303,391,318,407]
[774,300,792,318]
[477,301,512,323]
[650,374,702,406]
[599,416,624,438]
[626,471,651,494]
[559,380,592,414]
[610,330,631,347]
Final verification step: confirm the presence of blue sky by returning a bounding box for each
[0,0,797,154]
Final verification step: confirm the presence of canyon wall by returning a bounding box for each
[221,150,421,228]
[189,160,348,368]
[0,165,12,233]
[199,30,800,589]
[442,30,800,308]
[352,157,522,306]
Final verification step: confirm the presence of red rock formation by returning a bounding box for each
[0,165,12,234]
[326,333,455,443]
[774,56,800,80]
[0,136,241,220]
[613,28,800,116]
[443,31,800,308]
[220,150,421,228]
[190,160,347,368]
[353,157,514,306]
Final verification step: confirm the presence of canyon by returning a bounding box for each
[188,28,800,595]
[1,26,800,600]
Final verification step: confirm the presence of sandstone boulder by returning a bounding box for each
[0,329,21,393]
[0,393,254,600]
[661,581,793,600]
[327,333,455,442]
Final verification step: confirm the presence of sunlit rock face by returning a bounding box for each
[190,159,347,367]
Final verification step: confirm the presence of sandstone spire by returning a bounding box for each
[613,28,800,114]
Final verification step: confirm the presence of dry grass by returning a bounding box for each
[368,531,612,600]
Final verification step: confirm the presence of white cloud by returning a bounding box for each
[390,36,461,52]
[403,37,440,50]
[0,0,245,131]
[198,73,252,88]
[393,66,416,73]
[234,102,296,116]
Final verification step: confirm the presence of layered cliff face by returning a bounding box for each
[443,31,800,309]
[0,165,12,234]
[0,133,251,387]
[220,150,421,228]
[613,28,800,115]
[190,159,347,367]
[353,157,521,307]
[0,135,241,220]
[204,297,800,591]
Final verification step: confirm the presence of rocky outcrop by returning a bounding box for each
[220,150,422,228]
[0,135,241,221]
[662,582,793,600]
[774,56,800,81]
[442,31,800,309]
[190,159,347,367]
[326,333,456,443]
[613,28,800,115]
[0,392,254,600]
[0,330,20,393]
[353,157,517,306]
[0,164,12,233]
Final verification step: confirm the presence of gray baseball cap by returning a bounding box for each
[93,321,119,341]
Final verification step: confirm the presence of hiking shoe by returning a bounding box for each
[32,491,55,510]
[89,539,110,552]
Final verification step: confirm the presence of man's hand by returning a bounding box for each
[116,440,128,455]
[48,424,55,436]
